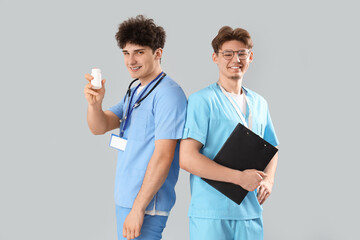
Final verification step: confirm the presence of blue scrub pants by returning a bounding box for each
[116,206,168,240]
[189,217,263,240]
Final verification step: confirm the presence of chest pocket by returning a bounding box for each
[252,120,265,138]
[128,108,148,141]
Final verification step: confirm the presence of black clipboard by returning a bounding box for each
[201,123,278,205]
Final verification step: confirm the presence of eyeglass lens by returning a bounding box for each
[222,50,249,60]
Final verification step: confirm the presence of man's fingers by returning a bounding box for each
[254,173,263,185]
[123,225,140,239]
[260,192,269,205]
[85,88,99,96]
[259,194,265,204]
[123,226,127,238]
[84,82,93,90]
[130,229,135,239]
[257,171,267,179]
[257,185,263,197]
[257,185,265,201]
[135,226,141,238]
[257,182,271,204]
[85,73,93,82]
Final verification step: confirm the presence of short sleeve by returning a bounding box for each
[182,93,210,146]
[263,106,279,147]
[109,95,126,119]
[154,86,187,140]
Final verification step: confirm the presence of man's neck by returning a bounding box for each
[218,77,243,95]
[139,68,163,86]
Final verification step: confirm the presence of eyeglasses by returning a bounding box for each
[218,49,251,60]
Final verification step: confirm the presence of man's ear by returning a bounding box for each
[212,52,219,64]
[154,48,163,60]
[249,51,254,63]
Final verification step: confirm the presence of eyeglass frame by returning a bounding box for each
[217,49,252,60]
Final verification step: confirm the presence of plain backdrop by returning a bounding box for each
[1,0,359,239]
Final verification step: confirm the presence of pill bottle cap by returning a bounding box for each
[91,68,101,73]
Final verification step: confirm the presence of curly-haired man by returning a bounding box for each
[84,15,187,240]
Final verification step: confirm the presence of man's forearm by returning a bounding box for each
[180,149,242,185]
[132,156,171,212]
[263,149,278,182]
[131,140,177,212]
[87,104,108,135]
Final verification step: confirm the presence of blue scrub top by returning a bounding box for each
[109,75,187,212]
[182,83,279,220]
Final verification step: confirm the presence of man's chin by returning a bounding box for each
[229,75,242,80]
[128,72,138,79]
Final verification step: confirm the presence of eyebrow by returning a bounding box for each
[122,49,146,53]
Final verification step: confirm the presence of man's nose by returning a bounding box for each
[129,54,137,65]
[232,52,241,62]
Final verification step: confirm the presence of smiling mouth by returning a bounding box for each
[229,66,242,70]
[130,66,142,71]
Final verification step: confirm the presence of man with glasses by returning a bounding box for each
[84,15,187,240]
[180,26,279,239]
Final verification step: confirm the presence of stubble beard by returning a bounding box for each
[229,75,242,81]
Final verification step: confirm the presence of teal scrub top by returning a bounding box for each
[182,83,279,220]
[109,75,187,212]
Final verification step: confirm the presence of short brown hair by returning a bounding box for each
[211,26,253,53]
[115,15,166,52]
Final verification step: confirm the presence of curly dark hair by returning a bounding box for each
[115,15,166,52]
[212,26,253,53]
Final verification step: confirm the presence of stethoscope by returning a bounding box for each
[120,72,166,137]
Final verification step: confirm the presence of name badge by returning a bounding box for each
[109,134,127,151]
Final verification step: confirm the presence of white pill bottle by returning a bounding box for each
[91,68,102,89]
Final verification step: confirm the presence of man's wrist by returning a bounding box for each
[264,176,274,185]
[230,169,243,186]
[131,201,147,214]
[263,175,274,184]
[88,102,103,109]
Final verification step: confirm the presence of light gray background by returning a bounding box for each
[1,0,359,239]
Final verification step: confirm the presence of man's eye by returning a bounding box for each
[137,51,144,55]
[123,52,129,55]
